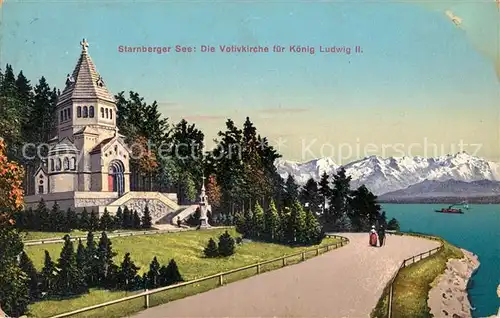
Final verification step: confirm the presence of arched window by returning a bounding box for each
[50,159,54,171]
[89,106,95,118]
[60,110,64,122]
[56,158,62,171]
[83,106,88,118]
[63,157,69,170]
[110,109,113,119]
[105,108,109,118]
[77,106,82,118]
[71,157,77,170]
[101,107,105,118]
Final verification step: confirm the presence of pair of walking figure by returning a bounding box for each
[369,225,385,247]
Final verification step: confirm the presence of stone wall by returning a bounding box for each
[120,198,176,223]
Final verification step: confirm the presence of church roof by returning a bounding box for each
[89,137,114,155]
[74,126,99,135]
[49,138,79,154]
[57,39,115,105]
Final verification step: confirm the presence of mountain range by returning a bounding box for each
[275,152,500,200]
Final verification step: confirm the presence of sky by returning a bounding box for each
[1,0,499,164]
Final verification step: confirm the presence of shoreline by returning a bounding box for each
[428,248,480,318]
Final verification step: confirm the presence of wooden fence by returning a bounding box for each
[48,235,349,318]
[385,232,444,318]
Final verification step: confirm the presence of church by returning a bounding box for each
[23,39,189,225]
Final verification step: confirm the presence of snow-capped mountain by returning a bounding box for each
[275,152,500,195]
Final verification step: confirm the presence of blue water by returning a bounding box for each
[383,204,500,318]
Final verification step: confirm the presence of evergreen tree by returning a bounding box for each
[76,239,87,273]
[96,232,117,287]
[114,207,123,229]
[55,235,88,296]
[99,208,114,231]
[132,210,141,229]
[89,210,100,232]
[252,203,265,239]
[283,175,299,208]
[25,208,35,230]
[84,232,99,287]
[304,209,323,245]
[36,198,50,231]
[387,218,400,231]
[65,208,78,231]
[162,259,183,285]
[234,212,247,237]
[299,178,322,214]
[39,250,57,296]
[146,257,161,289]
[122,206,132,228]
[80,208,90,231]
[28,77,57,145]
[203,238,219,258]
[292,201,308,244]
[318,172,331,214]
[326,167,352,231]
[264,200,279,241]
[349,185,381,231]
[49,201,64,232]
[218,231,235,257]
[141,205,152,229]
[19,251,40,300]
[117,253,140,291]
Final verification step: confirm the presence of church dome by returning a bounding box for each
[49,142,78,156]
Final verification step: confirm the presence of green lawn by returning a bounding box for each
[21,229,155,241]
[25,228,341,318]
[371,234,463,318]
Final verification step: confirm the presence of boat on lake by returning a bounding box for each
[435,204,464,214]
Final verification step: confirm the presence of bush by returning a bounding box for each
[204,238,218,258]
[218,231,235,257]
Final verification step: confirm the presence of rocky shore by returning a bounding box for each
[428,249,480,318]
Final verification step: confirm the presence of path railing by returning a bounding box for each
[385,232,444,318]
[23,226,233,246]
[48,235,349,318]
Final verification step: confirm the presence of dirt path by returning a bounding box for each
[132,233,439,318]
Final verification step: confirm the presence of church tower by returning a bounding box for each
[56,38,118,142]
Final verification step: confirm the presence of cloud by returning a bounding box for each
[258,107,310,114]
[182,115,226,121]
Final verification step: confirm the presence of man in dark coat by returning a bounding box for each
[378,225,386,247]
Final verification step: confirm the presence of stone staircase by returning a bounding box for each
[101,191,181,224]
[154,204,199,225]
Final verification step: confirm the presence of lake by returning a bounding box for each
[383,204,500,317]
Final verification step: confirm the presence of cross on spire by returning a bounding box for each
[80,38,89,53]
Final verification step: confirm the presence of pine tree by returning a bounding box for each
[326,167,352,231]
[76,239,87,273]
[89,210,100,232]
[132,210,141,229]
[292,201,308,244]
[80,208,90,231]
[318,172,331,214]
[122,206,132,228]
[162,259,183,285]
[55,235,87,296]
[252,203,265,239]
[49,201,64,232]
[300,178,322,214]
[84,232,99,287]
[264,200,279,241]
[99,208,114,231]
[30,76,57,144]
[283,175,299,208]
[234,212,247,237]
[218,231,235,257]
[19,251,40,300]
[349,185,381,231]
[65,208,78,232]
[304,209,323,245]
[36,198,50,231]
[204,238,219,258]
[96,232,117,287]
[117,253,140,291]
[40,250,57,296]
[146,257,161,289]
[114,207,123,229]
[141,205,152,229]
[387,218,400,231]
